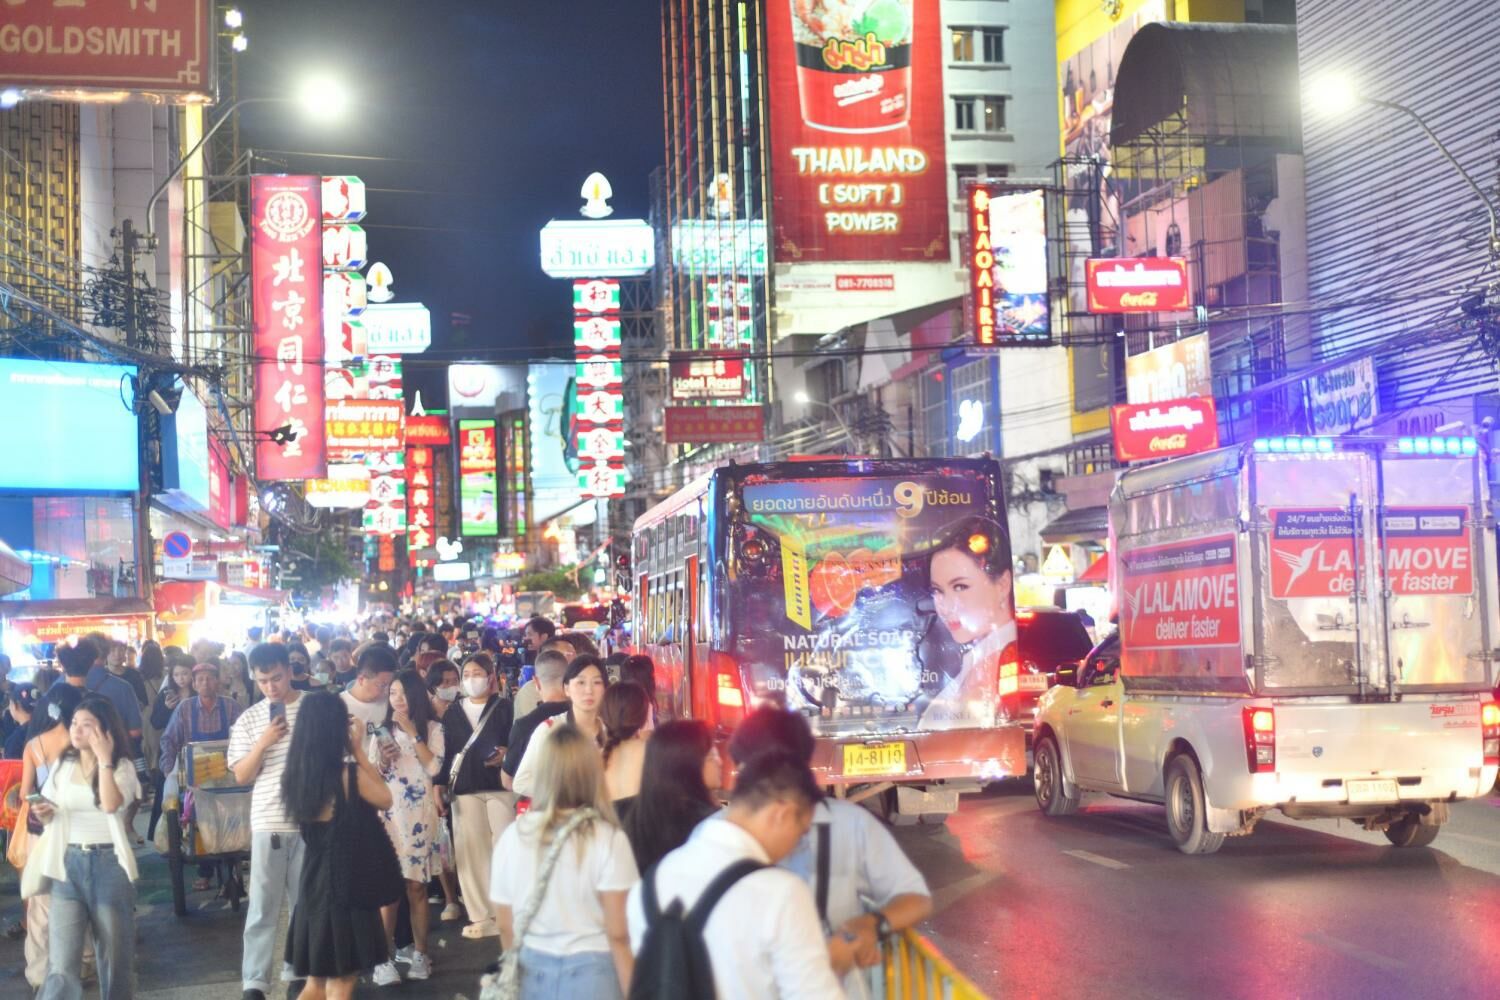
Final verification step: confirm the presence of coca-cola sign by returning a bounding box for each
[1110,397,1219,463]
[1086,257,1190,313]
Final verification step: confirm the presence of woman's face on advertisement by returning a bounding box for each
[930,547,1011,644]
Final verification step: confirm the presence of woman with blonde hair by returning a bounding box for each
[488,723,638,999]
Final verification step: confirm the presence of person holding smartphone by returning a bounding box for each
[437,652,513,940]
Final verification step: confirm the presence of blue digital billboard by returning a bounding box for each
[0,358,139,492]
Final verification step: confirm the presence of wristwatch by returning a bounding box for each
[873,912,892,938]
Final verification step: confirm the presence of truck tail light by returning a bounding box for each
[1242,706,1275,773]
[1481,701,1500,766]
[997,643,1021,697]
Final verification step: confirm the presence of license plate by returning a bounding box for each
[1346,779,1399,804]
[1018,674,1049,692]
[842,742,907,777]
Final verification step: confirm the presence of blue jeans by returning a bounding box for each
[519,947,621,1000]
[40,845,136,1000]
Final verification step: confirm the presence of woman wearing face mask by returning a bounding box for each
[425,662,462,720]
[918,516,1018,731]
[511,654,608,801]
[438,653,514,940]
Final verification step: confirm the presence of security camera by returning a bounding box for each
[148,390,174,415]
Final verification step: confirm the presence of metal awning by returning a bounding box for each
[1040,506,1109,546]
[0,538,31,597]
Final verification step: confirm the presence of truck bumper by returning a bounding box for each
[812,726,1028,787]
[1210,764,1499,817]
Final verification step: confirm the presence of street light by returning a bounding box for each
[140,76,350,244]
[1314,73,1500,259]
[794,390,858,451]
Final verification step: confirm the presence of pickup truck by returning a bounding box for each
[1032,435,1500,853]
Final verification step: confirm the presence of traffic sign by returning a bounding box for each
[163,531,193,560]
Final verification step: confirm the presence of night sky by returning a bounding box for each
[236,0,664,405]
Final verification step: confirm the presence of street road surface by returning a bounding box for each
[895,782,1500,1000]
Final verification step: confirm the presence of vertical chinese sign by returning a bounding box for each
[458,420,499,537]
[573,279,626,498]
[252,175,326,479]
[405,414,450,563]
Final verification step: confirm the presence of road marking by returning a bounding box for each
[931,871,1003,913]
[1061,849,1131,870]
[1304,930,1406,971]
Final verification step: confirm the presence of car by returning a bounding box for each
[1011,607,1097,729]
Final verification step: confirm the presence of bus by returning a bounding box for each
[631,457,1028,818]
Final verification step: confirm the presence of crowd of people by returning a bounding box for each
[1,613,935,999]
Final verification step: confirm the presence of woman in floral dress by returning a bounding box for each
[366,670,445,986]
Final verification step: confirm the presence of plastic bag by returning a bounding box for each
[189,787,252,856]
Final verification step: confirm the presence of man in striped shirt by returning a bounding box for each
[228,643,305,1000]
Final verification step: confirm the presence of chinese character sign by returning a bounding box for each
[252,175,326,480]
[573,277,625,498]
[407,445,437,559]
[458,420,499,537]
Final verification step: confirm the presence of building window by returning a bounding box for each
[982,28,1005,64]
[920,371,948,458]
[951,359,996,457]
[985,164,1011,179]
[953,98,975,132]
[954,97,1006,133]
[951,28,974,62]
[954,164,979,195]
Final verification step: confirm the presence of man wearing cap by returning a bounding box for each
[160,663,244,887]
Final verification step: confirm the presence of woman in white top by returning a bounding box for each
[511,655,607,800]
[367,670,446,986]
[490,722,638,1000]
[26,694,142,1000]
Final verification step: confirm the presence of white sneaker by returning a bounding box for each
[407,952,433,981]
[372,961,401,987]
[440,903,463,922]
[393,945,415,965]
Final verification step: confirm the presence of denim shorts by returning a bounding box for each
[518,947,620,1000]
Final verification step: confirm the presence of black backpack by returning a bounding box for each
[628,859,765,1000]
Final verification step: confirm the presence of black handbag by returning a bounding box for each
[337,762,404,909]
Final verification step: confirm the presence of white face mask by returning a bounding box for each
[437,685,460,702]
[462,677,490,699]
[311,672,329,686]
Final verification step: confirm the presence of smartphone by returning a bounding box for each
[269,701,286,724]
[371,724,398,755]
[26,792,49,807]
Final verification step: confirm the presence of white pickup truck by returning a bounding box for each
[1033,435,1500,853]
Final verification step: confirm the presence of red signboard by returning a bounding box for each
[1269,507,1472,599]
[404,414,451,446]
[1109,398,1219,463]
[207,437,231,529]
[669,352,749,401]
[664,405,765,444]
[406,446,436,558]
[766,0,949,262]
[0,0,215,102]
[1086,257,1190,314]
[252,175,326,480]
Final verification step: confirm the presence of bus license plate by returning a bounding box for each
[1346,779,1399,804]
[843,743,907,777]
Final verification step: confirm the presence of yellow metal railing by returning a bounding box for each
[862,929,990,1000]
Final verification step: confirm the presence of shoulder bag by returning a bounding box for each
[337,762,404,909]
[447,699,499,793]
[480,807,598,1000]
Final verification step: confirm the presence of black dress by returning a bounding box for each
[285,777,389,978]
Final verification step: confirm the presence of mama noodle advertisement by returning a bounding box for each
[734,474,1014,732]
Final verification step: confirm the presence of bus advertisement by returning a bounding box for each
[633,458,1027,813]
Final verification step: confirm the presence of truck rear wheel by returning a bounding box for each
[1034,736,1079,817]
[1384,813,1441,848]
[1164,755,1225,855]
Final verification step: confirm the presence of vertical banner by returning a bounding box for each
[458,420,499,537]
[573,279,626,497]
[252,175,326,480]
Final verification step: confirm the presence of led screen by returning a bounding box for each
[0,358,139,492]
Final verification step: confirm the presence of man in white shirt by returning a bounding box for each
[228,643,305,1000]
[627,751,844,1000]
[341,642,399,730]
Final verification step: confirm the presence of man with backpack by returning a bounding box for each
[626,750,843,999]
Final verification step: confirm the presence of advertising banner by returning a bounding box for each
[1268,507,1472,599]
[539,220,655,278]
[663,405,765,444]
[969,186,1049,346]
[671,220,768,275]
[669,352,749,401]
[1110,397,1219,463]
[0,0,214,102]
[766,0,949,262]
[1119,535,1245,692]
[362,451,406,536]
[404,414,451,446]
[1304,357,1378,436]
[1124,332,1211,405]
[735,471,1012,734]
[0,358,139,492]
[303,466,371,509]
[325,399,404,460]
[406,446,436,555]
[252,175,326,480]
[1086,257,1190,313]
[458,420,498,537]
[362,303,432,355]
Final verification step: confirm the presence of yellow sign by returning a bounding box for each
[780,534,812,630]
[1042,545,1076,584]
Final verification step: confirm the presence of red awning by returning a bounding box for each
[1077,553,1109,584]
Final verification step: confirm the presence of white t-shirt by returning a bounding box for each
[342,689,388,730]
[489,815,638,956]
[461,697,485,729]
[227,695,304,834]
